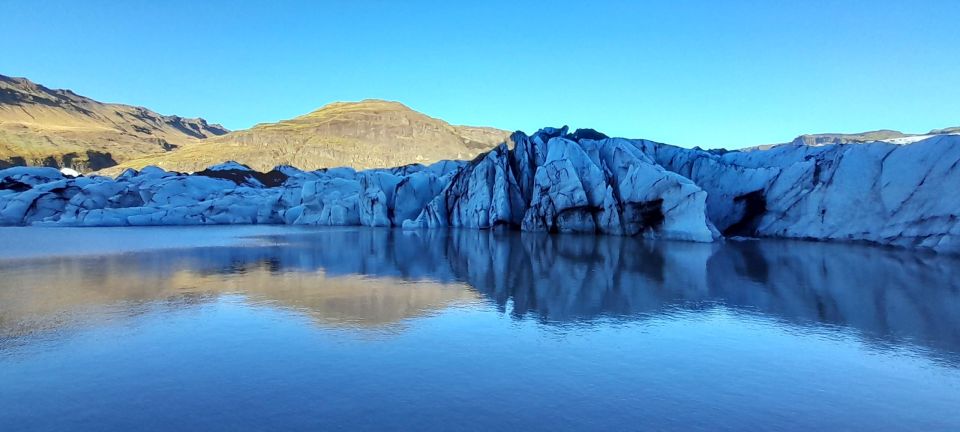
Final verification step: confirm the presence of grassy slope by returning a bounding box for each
[0,74,227,171]
[103,100,511,174]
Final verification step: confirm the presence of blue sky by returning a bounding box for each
[3,0,959,148]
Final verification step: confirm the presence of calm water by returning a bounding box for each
[1,227,958,431]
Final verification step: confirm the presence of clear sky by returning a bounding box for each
[3,0,958,148]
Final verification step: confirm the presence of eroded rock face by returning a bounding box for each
[2,127,958,252]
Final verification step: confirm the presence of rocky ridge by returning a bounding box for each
[0,74,227,171]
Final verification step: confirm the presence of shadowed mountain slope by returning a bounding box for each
[0,74,227,171]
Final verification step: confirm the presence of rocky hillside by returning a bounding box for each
[0,74,227,171]
[741,127,960,151]
[1,74,509,174]
[789,127,960,146]
[105,100,510,174]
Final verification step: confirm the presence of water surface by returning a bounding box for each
[1,227,958,431]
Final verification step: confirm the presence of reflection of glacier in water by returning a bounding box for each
[2,226,960,432]
[2,227,958,360]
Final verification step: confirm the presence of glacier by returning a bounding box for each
[1,127,958,253]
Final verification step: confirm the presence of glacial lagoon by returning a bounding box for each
[1,226,958,431]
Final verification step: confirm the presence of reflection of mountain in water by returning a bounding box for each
[0,242,478,334]
[1,228,958,357]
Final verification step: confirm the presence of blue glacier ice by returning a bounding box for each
[1,127,958,253]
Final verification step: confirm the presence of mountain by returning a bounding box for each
[0,74,227,171]
[1,74,510,174]
[739,127,960,151]
[105,99,511,174]
[929,126,960,135]
[790,129,910,146]
[789,127,960,146]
